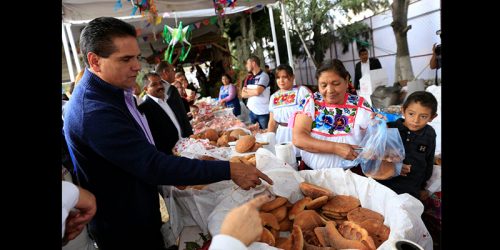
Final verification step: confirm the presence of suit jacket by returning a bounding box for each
[63,69,230,249]
[163,81,193,137]
[139,96,181,155]
[354,57,382,90]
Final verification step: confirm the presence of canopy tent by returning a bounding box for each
[61,0,293,82]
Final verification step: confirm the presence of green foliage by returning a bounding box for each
[335,21,371,53]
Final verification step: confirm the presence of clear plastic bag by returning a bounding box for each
[343,118,405,179]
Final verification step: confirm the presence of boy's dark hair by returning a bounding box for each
[358,47,368,54]
[403,91,438,115]
[276,64,294,77]
[79,17,137,68]
[315,59,349,80]
[247,55,261,66]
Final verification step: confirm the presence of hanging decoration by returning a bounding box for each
[114,0,160,25]
[212,0,238,17]
[162,21,192,64]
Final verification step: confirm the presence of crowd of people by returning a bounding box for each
[62,16,441,250]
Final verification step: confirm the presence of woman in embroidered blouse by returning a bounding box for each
[267,64,311,157]
[218,73,241,116]
[292,59,375,170]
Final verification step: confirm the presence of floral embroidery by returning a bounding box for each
[310,92,360,136]
[298,92,311,109]
[272,89,298,107]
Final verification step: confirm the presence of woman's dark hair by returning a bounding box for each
[275,64,294,77]
[403,91,438,116]
[221,73,232,83]
[79,17,137,68]
[315,59,349,80]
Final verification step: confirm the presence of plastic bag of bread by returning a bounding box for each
[342,118,405,180]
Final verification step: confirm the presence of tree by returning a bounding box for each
[284,0,388,67]
[390,0,414,83]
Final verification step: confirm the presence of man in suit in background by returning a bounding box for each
[354,47,382,90]
[139,72,184,155]
[155,61,193,136]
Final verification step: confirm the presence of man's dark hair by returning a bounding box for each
[276,64,294,77]
[155,61,173,74]
[315,59,349,80]
[143,72,161,87]
[358,47,368,55]
[403,91,438,116]
[79,17,137,68]
[247,55,261,66]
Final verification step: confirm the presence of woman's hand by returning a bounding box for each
[370,112,387,121]
[335,143,360,160]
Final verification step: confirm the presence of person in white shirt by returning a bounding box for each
[62,181,96,243]
[209,194,273,250]
[354,47,382,90]
[241,55,271,129]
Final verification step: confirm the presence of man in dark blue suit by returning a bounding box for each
[354,47,382,90]
[63,17,272,250]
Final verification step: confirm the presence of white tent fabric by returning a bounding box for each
[62,0,278,23]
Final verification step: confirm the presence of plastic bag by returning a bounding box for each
[343,118,405,179]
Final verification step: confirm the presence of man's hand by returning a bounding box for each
[230,162,273,190]
[220,194,274,246]
[64,187,96,241]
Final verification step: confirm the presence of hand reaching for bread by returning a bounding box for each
[230,162,273,190]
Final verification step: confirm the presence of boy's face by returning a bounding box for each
[401,102,437,132]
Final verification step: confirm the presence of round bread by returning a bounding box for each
[364,160,396,180]
[358,219,390,248]
[299,182,334,199]
[261,197,288,212]
[337,221,377,250]
[279,218,293,231]
[270,205,288,222]
[289,197,312,220]
[293,210,326,231]
[250,142,262,152]
[235,135,256,153]
[260,212,280,230]
[347,207,384,224]
[229,129,248,138]
[322,195,360,213]
[276,237,293,250]
[260,228,276,246]
[216,134,229,147]
[291,225,304,250]
[203,128,219,141]
[306,196,329,210]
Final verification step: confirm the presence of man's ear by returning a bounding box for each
[88,52,101,73]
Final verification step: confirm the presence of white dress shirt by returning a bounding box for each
[62,181,79,238]
[147,94,183,139]
[209,235,247,250]
[361,60,370,78]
